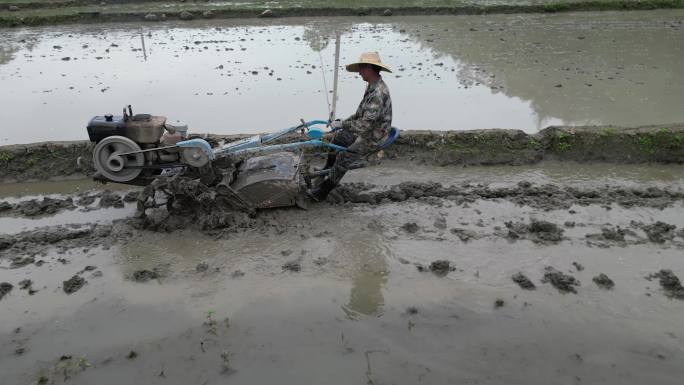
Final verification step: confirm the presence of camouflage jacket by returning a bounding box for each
[342,77,392,146]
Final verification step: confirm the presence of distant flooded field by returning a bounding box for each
[0,10,682,144]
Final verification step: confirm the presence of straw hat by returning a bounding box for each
[345,52,392,73]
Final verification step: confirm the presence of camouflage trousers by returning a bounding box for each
[326,129,377,186]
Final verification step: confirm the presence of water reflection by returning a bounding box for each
[404,10,684,128]
[0,11,682,144]
[338,232,389,317]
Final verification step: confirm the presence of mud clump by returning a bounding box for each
[494,299,505,308]
[10,256,35,268]
[136,175,255,232]
[76,194,97,206]
[642,222,677,243]
[196,262,209,272]
[586,226,634,246]
[123,191,140,203]
[512,272,536,290]
[131,269,160,282]
[529,221,564,242]
[0,234,15,250]
[541,267,579,294]
[648,270,684,299]
[0,282,13,300]
[99,191,124,208]
[505,220,564,244]
[18,279,37,294]
[63,275,85,294]
[592,273,615,289]
[429,260,454,276]
[601,227,627,242]
[433,217,447,229]
[401,222,419,234]
[572,262,585,271]
[282,260,301,272]
[231,269,245,278]
[450,228,476,242]
[7,197,76,217]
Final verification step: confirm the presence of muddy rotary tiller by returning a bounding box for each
[85,105,398,210]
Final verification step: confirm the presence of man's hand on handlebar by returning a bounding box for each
[329,119,343,131]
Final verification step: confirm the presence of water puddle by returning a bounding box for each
[1,10,683,144]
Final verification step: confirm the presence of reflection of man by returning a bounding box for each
[310,52,393,201]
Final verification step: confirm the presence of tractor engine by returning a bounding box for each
[87,105,187,184]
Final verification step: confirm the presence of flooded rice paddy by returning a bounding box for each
[1,9,683,144]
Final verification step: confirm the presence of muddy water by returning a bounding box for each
[1,10,683,144]
[1,162,684,384]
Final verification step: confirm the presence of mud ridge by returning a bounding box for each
[335,181,684,211]
[3,124,684,183]
[0,222,133,261]
[0,191,138,218]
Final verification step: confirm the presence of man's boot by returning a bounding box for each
[309,179,337,202]
[322,151,337,170]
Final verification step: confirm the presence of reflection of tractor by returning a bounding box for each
[86,105,398,210]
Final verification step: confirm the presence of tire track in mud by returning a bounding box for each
[1,180,683,260]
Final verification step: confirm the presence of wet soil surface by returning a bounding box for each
[1,161,684,384]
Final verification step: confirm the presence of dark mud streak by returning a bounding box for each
[3,124,684,183]
[2,0,684,27]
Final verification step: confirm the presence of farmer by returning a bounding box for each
[310,51,393,201]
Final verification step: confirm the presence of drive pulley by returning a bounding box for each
[181,146,210,167]
[92,135,145,182]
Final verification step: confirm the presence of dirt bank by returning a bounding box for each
[1,0,684,27]
[2,124,683,183]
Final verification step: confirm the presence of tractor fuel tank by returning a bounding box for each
[87,115,126,142]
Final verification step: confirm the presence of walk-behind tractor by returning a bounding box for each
[85,105,398,213]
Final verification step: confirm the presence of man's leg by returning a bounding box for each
[312,138,368,200]
[323,129,356,170]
